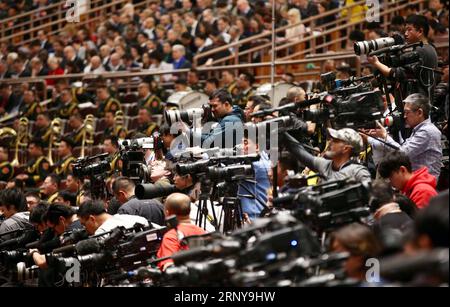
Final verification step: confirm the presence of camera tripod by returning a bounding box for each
[195,178,219,231]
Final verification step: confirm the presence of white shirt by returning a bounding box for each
[95,214,149,235]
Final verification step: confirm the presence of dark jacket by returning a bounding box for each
[117,197,165,226]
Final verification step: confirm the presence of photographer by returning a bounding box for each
[30,204,84,269]
[156,193,206,271]
[77,200,149,235]
[237,133,270,220]
[284,127,371,183]
[367,93,443,179]
[113,176,165,226]
[378,151,437,209]
[199,89,244,149]
[367,15,438,98]
[0,189,31,241]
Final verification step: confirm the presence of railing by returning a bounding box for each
[193,0,428,67]
[0,53,360,94]
[0,0,151,47]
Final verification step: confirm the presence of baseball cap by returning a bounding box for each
[328,128,363,155]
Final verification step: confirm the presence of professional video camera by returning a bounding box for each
[251,90,385,130]
[164,104,213,126]
[272,178,371,233]
[119,137,159,184]
[46,224,167,286]
[73,153,111,200]
[175,153,260,177]
[72,153,111,179]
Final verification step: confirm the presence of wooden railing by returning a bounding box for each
[0,53,360,93]
[0,0,150,47]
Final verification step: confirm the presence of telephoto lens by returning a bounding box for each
[135,184,178,199]
[354,37,396,55]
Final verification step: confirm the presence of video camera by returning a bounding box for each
[72,153,111,179]
[273,178,371,232]
[46,223,167,285]
[119,137,161,184]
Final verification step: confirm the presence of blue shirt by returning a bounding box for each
[238,152,271,220]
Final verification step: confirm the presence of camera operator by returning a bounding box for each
[237,133,270,220]
[30,204,84,269]
[156,193,206,271]
[370,180,414,233]
[284,127,371,183]
[366,93,443,179]
[367,15,438,98]
[112,176,165,226]
[378,151,437,209]
[0,189,31,241]
[77,200,149,235]
[199,89,244,149]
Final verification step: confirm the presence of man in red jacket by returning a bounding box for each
[156,193,206,271]
[379,151,438,209]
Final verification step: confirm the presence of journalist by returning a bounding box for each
[367,15,438,97]
[367,93,443,179]
[113,176,165,226]
[237,134,271,220]
[0,188,31,241]
[156,193,206,271]
[199,89,244,149]
[77,200,150,235]
[378,151,438,209]
[284,127,372,183]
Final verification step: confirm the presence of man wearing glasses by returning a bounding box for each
[367,93,443,179]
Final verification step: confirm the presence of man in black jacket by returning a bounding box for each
[113,176,165,226]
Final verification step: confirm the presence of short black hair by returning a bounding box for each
[248,95,267,107]
[378,151,412,178]
[58,190,77,207]
[370,180,395,212]
[239,72,255,84]
[78,200,107,218]
[60,136,75,150]
[414,192,449,247]
[103,135,119,148]
[406,14,430,37]
[349,29,365,42]
[46,174,61,188]
[45,204,76,225]
[29,138,45,150]
[210,88,233,105]
[205,77,220,88]
[0,188,27,212]
[112,176,136,195]
[30,203,49,224]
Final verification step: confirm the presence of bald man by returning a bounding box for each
[84,56,105,74]
[156,193,207,271]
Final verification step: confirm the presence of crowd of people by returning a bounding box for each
[0,0,449,287]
